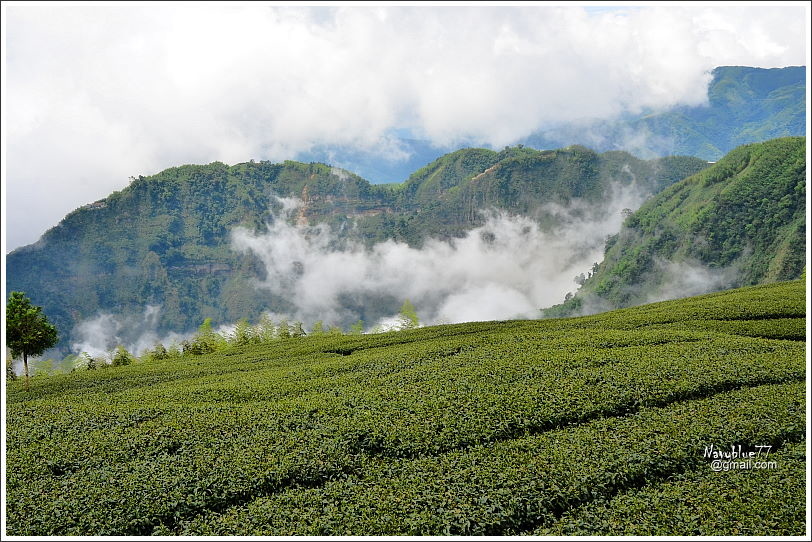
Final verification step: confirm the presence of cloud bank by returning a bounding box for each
[6,2,809,253]
[4,4,807,249]
[232,186,646,329]
[70,305,186,360]
[644,258,741,305]
[60,180,646,358]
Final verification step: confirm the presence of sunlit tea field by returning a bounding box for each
[5,281,806,536]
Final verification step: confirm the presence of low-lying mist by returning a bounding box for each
[70,305,187,360]
[232,186,646,329]
[60,182,646,363]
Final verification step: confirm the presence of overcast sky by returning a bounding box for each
[2,2,808,251]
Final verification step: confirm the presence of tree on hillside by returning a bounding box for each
[183,317,224,355]
[6,291,58,389]
[349,320,364,335]
[111,345,134,367]
[231,318,255,346]
[291,322,306,338]
[148,343,169,361]
[256,314,277,343]
[397,300,420,330]
[71,352,97,370]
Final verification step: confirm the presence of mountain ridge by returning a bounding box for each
[7,145,710,352]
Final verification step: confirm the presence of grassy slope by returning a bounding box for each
[5,280,806,536]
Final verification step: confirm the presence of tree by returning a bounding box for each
[231,318,255,346]
[148,343,169,361]
[184,317,224,354]
[6,292,58,389]
[397,300,420,330]
[256,314,277,343]
[71,352,96,371]
[349,320,364,335]
[291,321,306,338]
[310,321,325,336]
[167,342,182,358]
[277,319,291,339]
[111,345,134,367]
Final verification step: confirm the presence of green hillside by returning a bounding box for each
[6,146,708,352]
[547,137,806,316]
[395,145,707,236]
[6,280,806,536]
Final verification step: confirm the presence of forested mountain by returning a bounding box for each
[546,137,806,317]
[7,146,708,352]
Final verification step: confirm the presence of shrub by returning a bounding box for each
[111,346,134,367]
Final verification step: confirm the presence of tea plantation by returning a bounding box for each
[5,281,806,536]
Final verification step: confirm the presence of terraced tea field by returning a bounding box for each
[5,281,807,536]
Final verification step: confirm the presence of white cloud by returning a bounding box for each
[644,257,741,305]
[3,4,807,249]
[231,185,646,328]
[70,304,186,359]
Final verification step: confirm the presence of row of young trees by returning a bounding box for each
[143,299,419,362]
[7,293,422,381]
